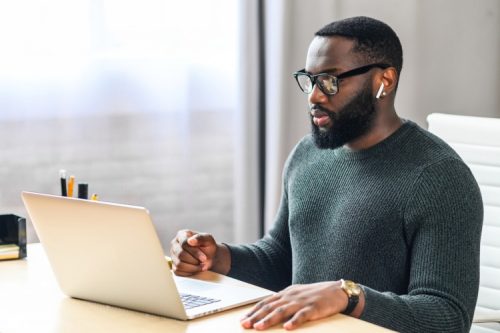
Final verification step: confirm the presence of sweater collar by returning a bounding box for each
[332,119,415,160]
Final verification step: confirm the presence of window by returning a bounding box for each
[0,0,238,247]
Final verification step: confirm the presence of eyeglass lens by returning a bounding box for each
[318,76,337,94]
[296,74,338,95]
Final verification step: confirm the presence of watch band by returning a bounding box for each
[342,294,359,315]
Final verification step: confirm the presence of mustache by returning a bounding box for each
[309,105,333,118]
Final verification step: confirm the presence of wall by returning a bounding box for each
[340,0,500,125]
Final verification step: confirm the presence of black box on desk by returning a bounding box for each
[0,214,27,260]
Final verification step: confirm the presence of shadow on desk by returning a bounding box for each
[56,296,389,333]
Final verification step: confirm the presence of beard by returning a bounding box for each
[311,83,377,149]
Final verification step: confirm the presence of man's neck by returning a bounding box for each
[345,109,402,151]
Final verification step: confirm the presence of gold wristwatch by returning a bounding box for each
[340,279,361,315]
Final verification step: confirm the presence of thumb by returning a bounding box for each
[187,233,214,247]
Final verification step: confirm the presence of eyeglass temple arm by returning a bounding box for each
[336,64,390,80]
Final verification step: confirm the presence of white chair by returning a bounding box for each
[427,113,500,332]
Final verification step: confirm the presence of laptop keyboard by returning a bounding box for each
[180,293,221,309]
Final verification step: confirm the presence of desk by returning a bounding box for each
[0,244,394,333]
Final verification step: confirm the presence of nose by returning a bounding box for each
[308,82,328,105]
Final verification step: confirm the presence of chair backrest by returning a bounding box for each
[427,113,500,313]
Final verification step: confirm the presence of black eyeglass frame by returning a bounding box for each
[293,63,391,96]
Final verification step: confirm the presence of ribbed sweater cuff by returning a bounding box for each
[360,286,400,330]
[224,243,254,281]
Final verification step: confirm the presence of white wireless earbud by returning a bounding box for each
[375,82,385,99]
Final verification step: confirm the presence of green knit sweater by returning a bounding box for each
[227,121,483,333]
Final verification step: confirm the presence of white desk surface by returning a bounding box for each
[0,244,394,333]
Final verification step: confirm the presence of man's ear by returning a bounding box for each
[374,67,398,97]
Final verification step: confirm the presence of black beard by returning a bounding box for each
[311,85,377,149]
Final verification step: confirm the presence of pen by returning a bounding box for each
[165,256,173,269]
[77,183,88,200]
[59,170,67,197]
[67,175,75,197]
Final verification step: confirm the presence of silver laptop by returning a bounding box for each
[21,191,273,320]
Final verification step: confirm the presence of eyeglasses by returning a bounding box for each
[293,63,390,96]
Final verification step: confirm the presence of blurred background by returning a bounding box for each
[0,0,498,249]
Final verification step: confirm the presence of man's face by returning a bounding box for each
[311,81,376,149]
[305,36,377,149]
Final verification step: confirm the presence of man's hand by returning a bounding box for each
[169,229,230,276]
[240,281,360,331]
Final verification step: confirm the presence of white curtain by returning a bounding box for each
[233,0,261,243]
[234,0,500,240]
[0,0,239,246]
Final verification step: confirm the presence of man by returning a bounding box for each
[170,16,483,332]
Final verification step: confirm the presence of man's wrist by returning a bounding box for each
[211,243,231,275]
[339,280,365,318]
[349,286,365,318]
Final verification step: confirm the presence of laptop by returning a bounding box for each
[21,191,274,320]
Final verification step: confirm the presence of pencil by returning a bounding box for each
[67,175,75,197]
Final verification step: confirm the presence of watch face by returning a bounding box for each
[344,280,361,296]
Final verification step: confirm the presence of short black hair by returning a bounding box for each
[315,16,403,76]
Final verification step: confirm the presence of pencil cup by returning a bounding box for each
[78,183,88,200]
[0,214,27,260]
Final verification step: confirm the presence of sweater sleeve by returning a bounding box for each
[223,137,306,292]
[360,159,483,332]
[225,186,292,291]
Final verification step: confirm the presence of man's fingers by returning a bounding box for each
[174,230,210,263]
[253,303,301,330]
[241,299,287,329]
[187,233,214,248]
[283,307,314,330]
[241,294,281,320]
[175,248,201,266]
[172,261,203,276]
[170,233,204,275]
[170,249,202,276]
[240,303,274,329]
[180,244,207,263]
[175,229,197,246]
[170,240,200,265]
[170,229,217,276]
